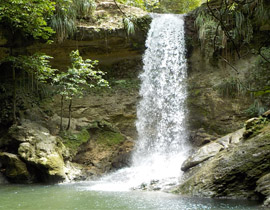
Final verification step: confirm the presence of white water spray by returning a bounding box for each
[87,14,189,191]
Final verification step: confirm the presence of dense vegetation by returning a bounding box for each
[0,0,269,125]
[193,0,270,116]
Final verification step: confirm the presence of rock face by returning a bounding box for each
[49,90,139,140]
[184,14,253,140]
[73,121,134,176]
[0,120,74,183]
[256,173,270,207]
[176,118,270,204]
[181,128,244,171]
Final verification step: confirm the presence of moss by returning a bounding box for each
[60,128,90,155]
[244,117,270,139]
[96,130,125,147]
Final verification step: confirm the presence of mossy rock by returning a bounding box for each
[0,152,31,183]
[175,124,270,199]
[61,128,90,156]
[95,130,125,147]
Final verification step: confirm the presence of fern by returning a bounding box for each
[49,0,96,42]
[123,17,135,35]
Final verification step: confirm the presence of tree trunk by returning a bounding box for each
[67,99,72,131]
[60,95,64,131]
[12,65,17,124]
[66,99,72,131]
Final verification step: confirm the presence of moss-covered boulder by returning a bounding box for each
[8,120,70,183]
[0,152,31,183]
[175,123,270,202]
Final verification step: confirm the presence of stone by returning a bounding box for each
[0,172,8,184]
[176,124,270,200]
[245,117,260,130]
[256,173,270,207]
[181,142,223,171]
[189,128,218,147]
[0,152,31,183]
[10,120,69,183]
[181,128,244,172]
[230,128,244,144]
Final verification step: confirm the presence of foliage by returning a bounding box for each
[195,12,226,57]
[2,54,56,88]
[248,48,270,96]
[215,77,246,98]
[195,0,270,58]
[53,50,108,100]
[53,50,108,130]
[15,54,56,83]
[244,100,267,117]
[123,17,135,35]
[73,0,96,18]
[0,0,55,41]
[96,130,125,147]
[49,0,96,42]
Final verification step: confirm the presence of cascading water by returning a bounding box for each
[87,13,189,191]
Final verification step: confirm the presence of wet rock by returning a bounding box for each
[176,124,270,200]
[256,173,270,207]
[0,152,31,183]
[181,142,223,172]
[182,128,244,171]
[189,128,217,147]
[74,121,134,173]
[0,172,8,184]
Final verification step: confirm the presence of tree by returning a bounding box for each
[0,0,55,42]
[53,50,109,131]
[0,0,56,124]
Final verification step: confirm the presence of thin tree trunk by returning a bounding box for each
[32,73,34,92]
[60,95,64,131]
[12,65,17,124]
[66,99,72,131]
[36,72,39,93]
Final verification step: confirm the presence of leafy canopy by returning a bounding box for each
[0,0,55,40]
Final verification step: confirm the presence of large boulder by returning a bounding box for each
[8,120,70,183]
[181,128,244,171]
[0,152,31,183]
[176,123,270,201]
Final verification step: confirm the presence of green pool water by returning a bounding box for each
[0,183,265,210]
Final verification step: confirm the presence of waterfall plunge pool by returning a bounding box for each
[0,183,264,210]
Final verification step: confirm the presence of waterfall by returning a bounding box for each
[87,14,189,191]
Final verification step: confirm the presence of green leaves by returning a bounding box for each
[54,50,109,99]
[0,0,56,40]
[3,53,57,83]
